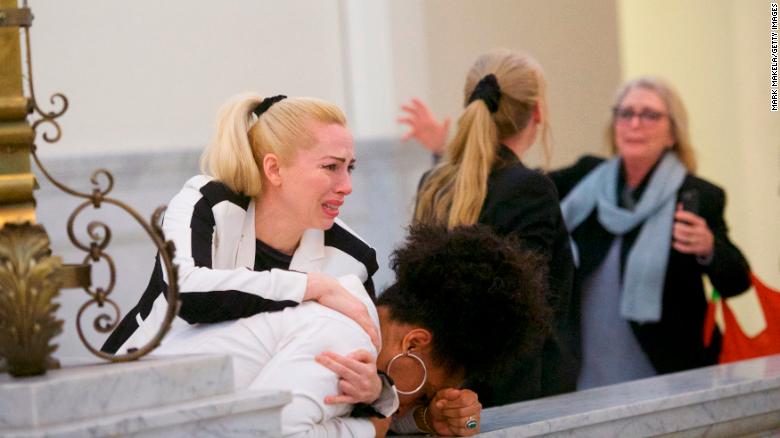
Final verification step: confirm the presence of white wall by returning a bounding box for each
[28,0,433,150]
[418,0,622,169]
[30,0,348,156]
[339,0,396,139]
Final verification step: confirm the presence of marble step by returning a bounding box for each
[1,389,290,438]
[0,354,233,429]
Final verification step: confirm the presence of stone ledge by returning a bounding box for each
[0,355,233,429]
[476,354,780,437]
[1,389,290,438]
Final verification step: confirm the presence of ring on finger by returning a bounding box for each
[465,416,478,430]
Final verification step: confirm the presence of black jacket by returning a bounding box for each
[422,146,578,406]
[549,155,751,374]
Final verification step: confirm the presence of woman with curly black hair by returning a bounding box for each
[155,224,549,437]
[378,224,551,436]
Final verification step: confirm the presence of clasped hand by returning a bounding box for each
[426,388,482,436]
[673,207,714,259]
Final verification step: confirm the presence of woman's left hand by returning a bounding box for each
[428,388,482,436]
[316,349,382,405]
[673,207,714,258]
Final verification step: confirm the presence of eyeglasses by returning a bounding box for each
[613,107,667,125]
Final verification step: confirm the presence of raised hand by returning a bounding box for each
[398,98,450,156]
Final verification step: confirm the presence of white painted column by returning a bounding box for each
[338,0,397,139]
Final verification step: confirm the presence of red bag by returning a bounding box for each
[704,273,780,363]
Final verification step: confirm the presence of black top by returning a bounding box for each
[242,239,299,313]
[420,145,578,407]
[254,238,293,270]
[548,155,751,374]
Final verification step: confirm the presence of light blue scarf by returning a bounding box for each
[560,153,687,323]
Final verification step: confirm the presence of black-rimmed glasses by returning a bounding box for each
[613,107,667,125]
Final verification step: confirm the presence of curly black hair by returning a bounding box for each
[378,224,551,383]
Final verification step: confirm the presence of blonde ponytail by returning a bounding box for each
[200,93,265,195]
[414,49,550,229]
[414,100,498,227]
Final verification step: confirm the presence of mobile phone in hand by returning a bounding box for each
[679,189,700,215]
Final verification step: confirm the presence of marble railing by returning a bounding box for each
[4,354,778,437]
[477,353,780,437]
[0,355,290,437]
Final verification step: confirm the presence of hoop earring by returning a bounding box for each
[386,350,428,395]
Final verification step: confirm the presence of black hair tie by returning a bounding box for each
[253,95,287,116]
[467,74,501,113]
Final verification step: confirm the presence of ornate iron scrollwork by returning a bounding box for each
[16,6,181,363]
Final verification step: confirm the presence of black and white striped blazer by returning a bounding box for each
[102,175,378,354]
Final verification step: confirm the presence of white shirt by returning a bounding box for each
[155,275,396,437]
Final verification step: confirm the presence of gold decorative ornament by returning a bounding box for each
[0,222,63,377]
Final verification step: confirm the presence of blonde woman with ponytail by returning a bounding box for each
[397,49,577,416]
[103,93,399,434]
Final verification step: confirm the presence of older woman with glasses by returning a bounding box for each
[549,76,751,388]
